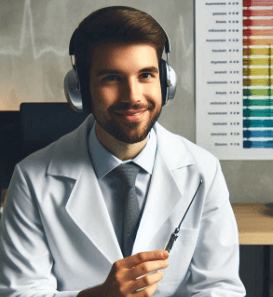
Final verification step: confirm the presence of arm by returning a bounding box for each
[185,160,246,297]
[0,164,80,297]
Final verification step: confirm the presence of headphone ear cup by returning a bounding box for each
[64,68,83,112]
[160,59,167,106]
[160,58,177,106]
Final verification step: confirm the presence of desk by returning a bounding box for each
[232,203,273,297]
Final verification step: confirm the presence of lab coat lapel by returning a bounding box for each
[47,115,123,264]
[65,163,123,264]
[133,123,199,254]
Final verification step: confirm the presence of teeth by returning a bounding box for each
[124,112,141,116]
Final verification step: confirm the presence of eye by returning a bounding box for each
[140,73,154,79]
[102,75,120,82]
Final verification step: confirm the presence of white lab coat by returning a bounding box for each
[0,115,246,297]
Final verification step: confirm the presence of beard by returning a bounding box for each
[94,102,162,144]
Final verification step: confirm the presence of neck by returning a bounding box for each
[95,124,148,161]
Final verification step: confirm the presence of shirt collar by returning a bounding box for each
[88,122,157,179]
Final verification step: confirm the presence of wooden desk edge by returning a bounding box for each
[232,203,273,245]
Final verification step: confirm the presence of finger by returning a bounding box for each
[134,282,159,296]
[123,250,169,268]
[133,271,164,293]
[129,260,168,279]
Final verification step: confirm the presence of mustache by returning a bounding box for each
[109,102,154,112]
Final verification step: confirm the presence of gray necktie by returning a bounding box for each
[114,163,141,258]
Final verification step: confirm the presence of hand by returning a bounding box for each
[77,250,169,297]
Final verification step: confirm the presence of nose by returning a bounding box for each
[121,78,141,104]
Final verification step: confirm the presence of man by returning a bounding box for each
[0,6,245,297]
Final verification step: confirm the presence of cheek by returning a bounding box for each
[91,86,119,109]
[145,83,162,105]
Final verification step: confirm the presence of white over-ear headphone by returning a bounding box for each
[64,8,177,113]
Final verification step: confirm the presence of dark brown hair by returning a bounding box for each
[76,6,166,62]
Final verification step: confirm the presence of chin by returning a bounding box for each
[107,125,151,144]
[115,133,149,144]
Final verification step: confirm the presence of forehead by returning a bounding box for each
[90,42,158,73]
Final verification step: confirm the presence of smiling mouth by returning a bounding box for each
[114,109,147,121]
[115,109,147,116]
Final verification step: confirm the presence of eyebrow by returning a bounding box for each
[97,66,159,77]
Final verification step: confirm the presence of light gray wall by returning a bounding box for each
[1,0,272,203]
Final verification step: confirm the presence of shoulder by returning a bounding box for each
[154,122,220,172]
[18,114,94,178]
[18,140,57,177]
[154,123,228,201]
